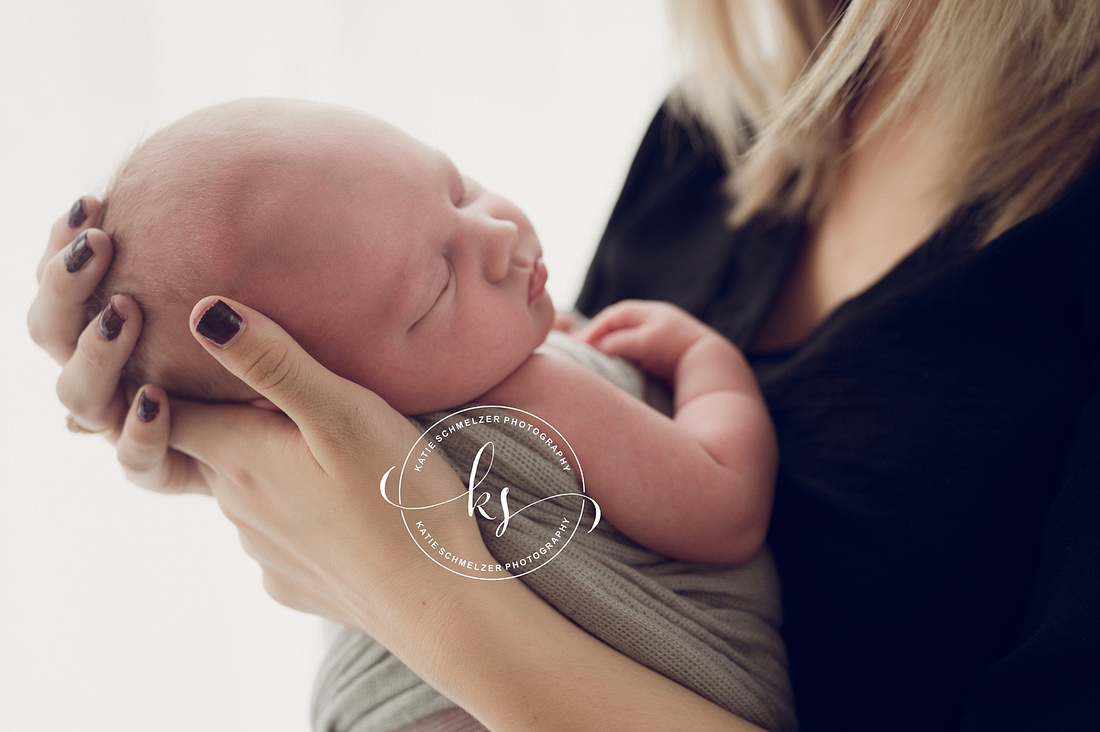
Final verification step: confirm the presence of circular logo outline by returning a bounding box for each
[393,404,591,581]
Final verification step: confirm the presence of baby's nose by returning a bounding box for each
[480,217,520,283]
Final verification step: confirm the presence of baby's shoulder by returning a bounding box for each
[534,330,647,396]
[480,331,672,418]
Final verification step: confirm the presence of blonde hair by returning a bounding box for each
[669,0,1100,238]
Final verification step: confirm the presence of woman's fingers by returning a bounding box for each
[55,295,144,433]
[54,294,143,435]
[28,227,115,364]
[33,197,220,498]
[30,197,105,362]
[114,384,212,495]
[169,397,299,476]
[37,197,103,281]
[185,296,397,466]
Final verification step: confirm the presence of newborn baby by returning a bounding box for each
[93,99,796,732]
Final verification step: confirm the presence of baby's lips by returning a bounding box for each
[528,256,548,305]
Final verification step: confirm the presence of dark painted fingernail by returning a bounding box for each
[136,391,160,423]
[64,232,93,273]
[97,298,125,341]
[68,198,88,228]
[196,299,243,346]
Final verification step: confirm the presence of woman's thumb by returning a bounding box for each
[189,297,358,444]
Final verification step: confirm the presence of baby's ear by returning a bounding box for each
[248,397,283,413]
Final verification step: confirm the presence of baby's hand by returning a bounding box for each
[576,300,712,380]
[551,309,582,334]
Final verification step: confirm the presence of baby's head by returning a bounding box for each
[97,98,553,414]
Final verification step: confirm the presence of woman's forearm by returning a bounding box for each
[366,563,764,732]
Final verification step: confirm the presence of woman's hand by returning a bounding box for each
[23,194,485,633]
[165,296,762,731]
[166,295,455,629]
[29,198,131,416]
[27,197,210,494]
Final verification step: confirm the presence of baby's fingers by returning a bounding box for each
[552,310,582,334]
[586,324,654,363]
[575,300,650,347]
[54,295,143,436]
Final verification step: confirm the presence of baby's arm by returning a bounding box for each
[484,300,776,564]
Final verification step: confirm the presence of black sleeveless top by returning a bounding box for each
[576,105,1100,731]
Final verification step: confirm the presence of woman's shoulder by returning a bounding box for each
[988,153,1100,353]
[576,102,794,346]
[998,151,1100,243]
[608,102,728,220]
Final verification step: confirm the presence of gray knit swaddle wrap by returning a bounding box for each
[312,332,796,732]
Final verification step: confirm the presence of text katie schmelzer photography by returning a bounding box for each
[379,405,601,580]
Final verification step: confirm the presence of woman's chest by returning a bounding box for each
[753,239,1090,536]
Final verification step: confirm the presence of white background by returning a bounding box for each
[0,1,678,730]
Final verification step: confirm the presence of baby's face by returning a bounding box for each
[174,101,554,413]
